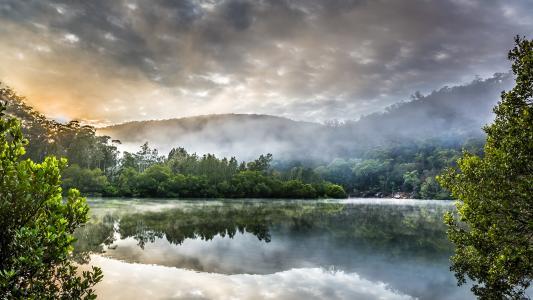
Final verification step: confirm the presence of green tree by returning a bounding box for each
[136,164,172,197]
[324,183,347,199]
[402,170,421,193]
[246,153,273,172]
[62,164,111,196]
[281,180,317,198]
[0,104,102,298]
[438,37,532,299]
[420,177,449,200]
[115,167,139,196]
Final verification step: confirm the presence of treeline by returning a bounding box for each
[63,145,347,199]
[1,86,120,172]
[61,138,483,200]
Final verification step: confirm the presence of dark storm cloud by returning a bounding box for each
[0,0,531,124]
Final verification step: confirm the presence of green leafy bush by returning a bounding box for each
[0,103,102,298]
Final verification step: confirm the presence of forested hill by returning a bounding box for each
[99,73,513,160]
[340,73,513,144]
[98,114,327,161]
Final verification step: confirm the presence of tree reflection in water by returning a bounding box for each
[74,201,452,260]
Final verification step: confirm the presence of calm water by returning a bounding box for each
[75,198,473,300]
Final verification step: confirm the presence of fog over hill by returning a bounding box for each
[98,73,514,161]
[340,72,513,144]
[98,114,327,160]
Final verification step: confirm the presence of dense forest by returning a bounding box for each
[313,139,484,199]
[1,84,484,199]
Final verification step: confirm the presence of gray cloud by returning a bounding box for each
[0,0,530,124]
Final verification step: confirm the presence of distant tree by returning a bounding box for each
[62,164,111,196]
[419,177,449,200]
[315,159,355,190]
[324,183,347,199]
[438,37,532,299]
[1,85,120,174]
[246,153,273,172]
[0,103,102,298]
[120,152,139,171]
[115,167,139,196]
[136,164,172,197]
[281,180,317,199]
[135,142,163,172]
[402,170,420,193]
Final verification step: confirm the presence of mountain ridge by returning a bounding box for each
[97,73,514,160]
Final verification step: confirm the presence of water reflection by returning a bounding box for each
[88,256,414,300]
[75,199,472,299]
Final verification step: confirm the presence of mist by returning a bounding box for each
[98,73,513,161]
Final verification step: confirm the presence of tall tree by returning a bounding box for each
[438,37,532,299]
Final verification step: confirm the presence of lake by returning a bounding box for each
[75,198,473,300]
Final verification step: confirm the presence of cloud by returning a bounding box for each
[0,0,530,124]
[63,33,79,43]
[87,255,414,300]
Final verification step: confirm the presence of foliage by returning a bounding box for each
[0,86,120,174]
[0,103,102,298]
[1,83,476,200]
[324,183,347,198]
[438,37,533,299]
[315,140,479,198]
[420,177,449,200]
[62,164,112,196]
[108,155,346,199]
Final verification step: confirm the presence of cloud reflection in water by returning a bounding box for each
[89,255,413,300]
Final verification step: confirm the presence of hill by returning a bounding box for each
[98,114,329,160]
[98,73,513,160]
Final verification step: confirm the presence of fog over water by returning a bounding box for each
[77,198,474,300]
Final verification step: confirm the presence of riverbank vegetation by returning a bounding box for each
[64,146,347,199]
[313,139,483,199]
[438,36,532,299]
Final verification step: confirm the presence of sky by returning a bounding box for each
[0,0,531,126]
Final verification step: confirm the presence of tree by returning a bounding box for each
[0,103,102,298]
[420,177,449,200]
[246,153,273,172]
[438,37,532,299]
[402,170,420,193]
[324,183,347,199]
[62,164,111,196]
[1,84,121,176]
